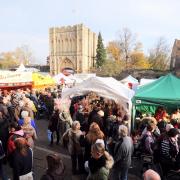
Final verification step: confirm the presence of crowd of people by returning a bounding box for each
[0,87,180,180]
[0,88,55,180]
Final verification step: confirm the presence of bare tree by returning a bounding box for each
[148,37,170,70]
[117,28,138,69]
[14,45,35,65]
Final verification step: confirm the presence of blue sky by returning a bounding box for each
[0,0,180,64]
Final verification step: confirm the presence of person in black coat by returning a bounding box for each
[12,138,33,180]
[88,109,105,133]
[0,111,9,153]
[48,108,60,145]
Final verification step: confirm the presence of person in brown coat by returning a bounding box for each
[41,153,65,180]
[62,121,84,174]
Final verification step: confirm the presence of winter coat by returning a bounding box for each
[22,126,37,149]
[88,113,104,133]
[48,110,60,132]
[62,129,83,155]
[40,161,65,180]
[87,151,114,180]
[113,136,133,168]
[0,116,9,152]
[12,148,33,180]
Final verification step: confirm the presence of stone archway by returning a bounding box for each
[60,58,74,71]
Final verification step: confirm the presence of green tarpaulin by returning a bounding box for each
[132,73,180,129]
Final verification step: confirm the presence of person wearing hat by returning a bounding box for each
[62,121,84,174]
[159,128,180,175]
[41,153,65,180]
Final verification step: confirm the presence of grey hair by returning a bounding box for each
[72,121,80,130]
[118,125,128,137]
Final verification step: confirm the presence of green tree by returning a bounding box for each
[97,60,125,76]
[96,32,106,68]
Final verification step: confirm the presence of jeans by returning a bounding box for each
[0,160,7,180]
[50,130,60,144]
[111,166,129,180]
[71,154,84,173]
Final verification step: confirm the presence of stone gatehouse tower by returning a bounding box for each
[49,24,97,75]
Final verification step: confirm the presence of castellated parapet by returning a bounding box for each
[49,24,97,75]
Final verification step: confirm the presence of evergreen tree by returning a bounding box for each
[96,32,106,68]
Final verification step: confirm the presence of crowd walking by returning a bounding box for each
[0,88,180,180]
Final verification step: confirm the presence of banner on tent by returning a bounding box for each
[0,71,32,83]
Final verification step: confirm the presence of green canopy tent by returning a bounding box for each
[132,73,180,129]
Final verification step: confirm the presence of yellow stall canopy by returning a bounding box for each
[32,73,56,89]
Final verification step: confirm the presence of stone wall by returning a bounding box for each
[115,69,172,80]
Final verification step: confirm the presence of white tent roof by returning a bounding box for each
[121,75,138,84]
[62,76,135,110]
[16,63,26,72]
[139,78,156,86]
[16,63,39,72]
[54,73,83,84]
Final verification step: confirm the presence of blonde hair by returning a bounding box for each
[91,142,105,155]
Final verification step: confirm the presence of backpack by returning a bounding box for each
[7,134,23,155]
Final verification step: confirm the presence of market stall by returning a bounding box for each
[0,71,32,90]
[132,73,180,129]
[32,73,56,89]
[61,76,135,130]
[121,75,139,91]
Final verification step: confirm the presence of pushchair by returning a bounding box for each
[37,101,49,120]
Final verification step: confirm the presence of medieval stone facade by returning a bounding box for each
[49,24,97,75]
[170,39,180,73]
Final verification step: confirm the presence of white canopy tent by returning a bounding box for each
[121,75,139,91]
[121,75,138,84]
[61,76,135,130]
[16,63,26,72]
[139,78,157,86]
[54,73,82,85]
[16,63,39,72]
[62,76,134,115]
